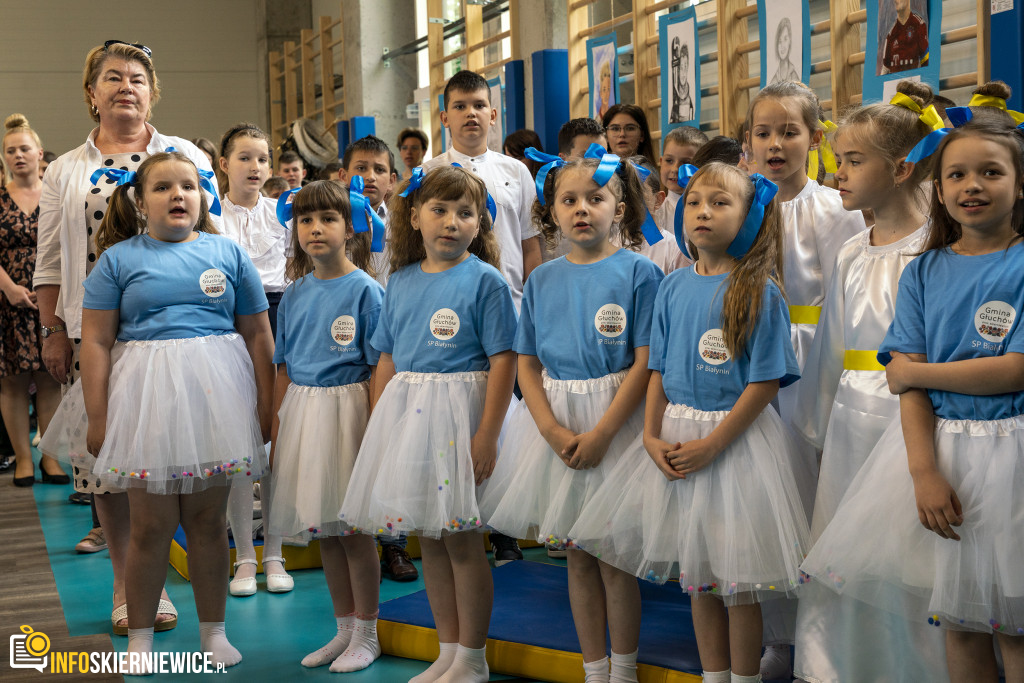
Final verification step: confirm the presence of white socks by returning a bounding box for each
[126,628,154,676]
[731,674,762,683]
[702,671,730,683]
[409,641,458,683]
[301,615,354,667]
[199,621,241,668]
[583,656,610,682]
[610,649,638,683]
[435,644,488,683]
[329,616,381,672]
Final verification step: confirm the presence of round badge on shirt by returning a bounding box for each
[974,301,1015,343]
[430,308,460,340]
[595,304,627,338]
[698,329,731,365]
[200,269,227,297]
[331,315,356,346]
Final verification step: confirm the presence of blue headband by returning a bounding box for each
[673,170,776,260]
[347,175,386,252]
[449,163,497,221]
[672,164,700,260]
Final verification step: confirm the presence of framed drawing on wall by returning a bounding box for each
[864,0,941,102]
[659,6,700,134]
[758,0,811,88]
[587,34,619,120]
[487,76,505,152]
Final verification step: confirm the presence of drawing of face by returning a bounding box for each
[600,73,611,105]
[776,20,792,61]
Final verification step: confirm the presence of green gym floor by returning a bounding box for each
[9,448,548,681]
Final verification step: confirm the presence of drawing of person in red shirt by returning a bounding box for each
[880,0,928,74]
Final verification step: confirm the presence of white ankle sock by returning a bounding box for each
[199,621,241,668]
[731,674,762,683]
[126,628,154,676]
[409,641,458,683]
[435,644,488,683]
[583,655,610,682]
[610,649,638,683]
[301,615,354,667]
[702,670,730,683]
[329,616,381,672]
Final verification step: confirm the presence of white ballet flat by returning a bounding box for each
[229,559,258,597]
[263,556,294,593]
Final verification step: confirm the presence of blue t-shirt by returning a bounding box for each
[83,233,268,341]
[649,266,799,411]
[371,255,518,373]
[878,243,1024,420]
[516,249,663,380]
[273,269,384,387]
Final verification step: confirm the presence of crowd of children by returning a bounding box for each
[35,65,1024,683]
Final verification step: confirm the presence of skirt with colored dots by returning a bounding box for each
[480,369,642,545]
[801,412,1024,635]
[339,371,490,539]
[568,402,811,606]
[42,334,266,495]
[268,381,368,539]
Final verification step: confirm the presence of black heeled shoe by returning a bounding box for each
[40,469,71,485]
[13,473,35,487]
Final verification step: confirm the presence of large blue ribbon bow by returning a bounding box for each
[728,173,777,259]
[581,143,663,247]
[449,163,497,222]
[348,175,385,253]
[90,167,137,187]
[197,169,221,216]
[399,166,425,198]
[276,187,299,228]
[672,164,700,261]
[523,147,564,204]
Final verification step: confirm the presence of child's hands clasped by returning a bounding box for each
[911,469,963,541]
[564,429,611,470]
[542,424,581,467]
[643,434,684,481]
[667,437,719,477]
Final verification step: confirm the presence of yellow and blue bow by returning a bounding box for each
[905,106,978,164]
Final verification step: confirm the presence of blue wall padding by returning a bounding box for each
[531,49,570,155]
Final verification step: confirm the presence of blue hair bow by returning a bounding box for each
[348,175,385,253]
[581,143,663,247]
[523,147,564,204]
[672,165,701,260]
[399,167,425,198]
[905,107,972,165]
[90,167,137,187]
[450,163,497,222]
[197,169,221,216]
[276,187,298,228]
[729,174,777,259]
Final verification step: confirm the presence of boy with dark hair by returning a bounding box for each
[320,161,344,181]
[262,176,290,199]
[340,135,398,288]
[557,118,608,158]
[426,69,541,310]
[277,150,307,189]
[654,126,708,236]
[691,135,743,168]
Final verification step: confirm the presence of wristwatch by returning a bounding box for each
[40,323,66,338]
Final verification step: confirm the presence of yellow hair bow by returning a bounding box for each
[807,119,838,181]
[967,93,1024,126]
[889,92,945,131]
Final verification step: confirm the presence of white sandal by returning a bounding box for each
[112,596,178,635]
[262,556,294,593]
[229,559,258,597]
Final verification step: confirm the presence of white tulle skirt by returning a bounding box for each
[480,370,642,544]
[339,371,489,538]
[569,402,811,605]
[802,412,1024,634]
[268,382,369,539]
[41,334,266,494]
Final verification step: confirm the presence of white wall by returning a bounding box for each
[0,0,265,156]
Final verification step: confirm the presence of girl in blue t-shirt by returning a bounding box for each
[571,162,810,683]
[44,152,275,671]
[802,114,1024,682]
[339,165,517,683]
[481,154,662,682]
[266,181,384,672]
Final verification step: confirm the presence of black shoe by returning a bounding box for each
[490,533,523,566]
[68,491,93,505]
[13,474,35,487]
[41,470,71,485]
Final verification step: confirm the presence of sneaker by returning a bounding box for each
[490,533,523,566]
[75,528,108,554]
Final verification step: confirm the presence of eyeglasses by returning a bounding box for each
[606,124,640,134]
[104,40,153,60]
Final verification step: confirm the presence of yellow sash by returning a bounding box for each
[843,350,885,371]
[788,305,822,325]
